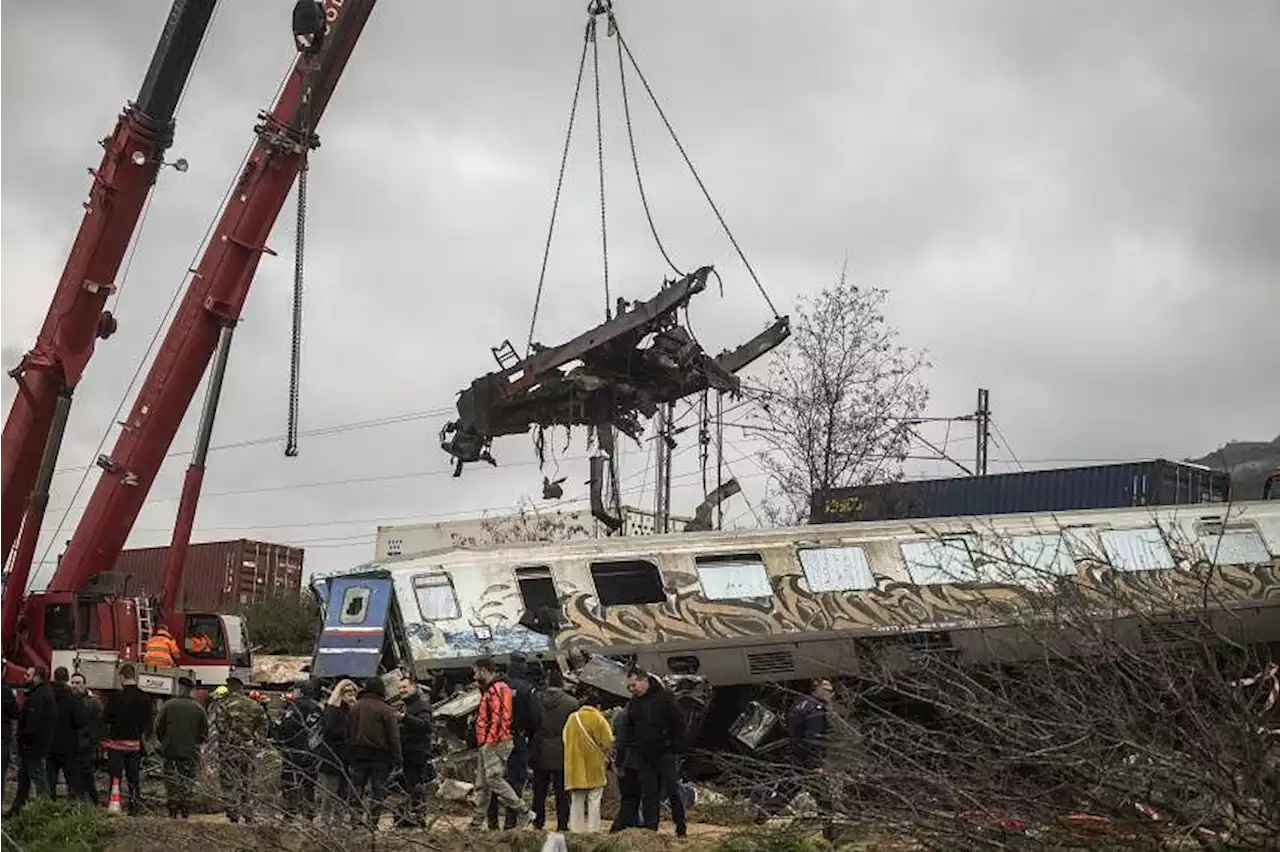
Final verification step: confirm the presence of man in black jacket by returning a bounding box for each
[102,663,155,815]
[395,678,434,828]
[47,667,89,799]
[70,672,104,804]
[1,684,17,789]
[620,667,687,834]
[272,680,324,822]
[4,666,57,817]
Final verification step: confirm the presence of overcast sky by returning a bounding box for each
[3,0,1277,587]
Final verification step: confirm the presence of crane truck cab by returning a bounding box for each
[3,572,252,695]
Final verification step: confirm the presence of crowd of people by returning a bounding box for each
[465,653,693,835]
[0,654,831,835]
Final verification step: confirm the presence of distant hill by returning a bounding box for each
[1186,434,1280,500]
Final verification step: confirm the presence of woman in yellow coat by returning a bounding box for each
[562,694,615,833]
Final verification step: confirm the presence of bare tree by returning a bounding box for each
[449,498,592,547]
[714,524,1279,849]
[746,262,929,525]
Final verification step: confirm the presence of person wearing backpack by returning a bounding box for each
[272,680,325,822]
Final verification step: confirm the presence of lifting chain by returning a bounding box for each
[285,57,319,457]
[529,0,782,349]
[589,2,612,321]
[285,154,307,457]
[526,16,591,356]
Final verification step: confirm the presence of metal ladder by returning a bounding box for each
[136,598,156,649]
[490,339,522,371]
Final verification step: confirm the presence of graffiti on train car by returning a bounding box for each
[401,578,551,664]
[550,558,1280,652]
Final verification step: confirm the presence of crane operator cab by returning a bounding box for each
[4,572,252,695]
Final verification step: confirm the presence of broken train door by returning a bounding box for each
[311,573,416,682]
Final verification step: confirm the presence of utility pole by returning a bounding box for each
[715,391,724,530]
[608,425,623,534]
[654,406,669,533]
[662,402,674,532]
[975,388,991,477]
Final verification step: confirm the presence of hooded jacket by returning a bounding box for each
[346,681,402,765]
[620,675,685,768]
[533,686,579,772]
[18,681,57,757]
[506,670,543,742]
[562,705,614,790]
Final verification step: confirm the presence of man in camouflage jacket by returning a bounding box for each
[211,676,267,823]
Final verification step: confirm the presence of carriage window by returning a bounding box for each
[695,554,772,600]
[798,546,875,592]
[900,538,975,584]
[413,574,461,621]
[1001,534,1076,581]
[339,586,372,624]
[590,560,666,606]
[1100,528,1175,572]
[1198,528,1271,565]
[515,565,560,611]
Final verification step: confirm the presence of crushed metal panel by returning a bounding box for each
[729,699,779,749]
[441,265,790,475]
[433,687,482,719]
[569,653,632,698]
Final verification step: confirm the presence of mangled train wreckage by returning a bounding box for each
[439,266,790,477]
[312,500,1280,754]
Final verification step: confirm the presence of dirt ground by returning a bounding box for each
[103,816,801,852]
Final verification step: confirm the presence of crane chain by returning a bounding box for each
[285,70,316,458]
[613,14,683,278]
[590,12,611,320]
[285,156,306,458]
[611,18,782,319]
[526,29,591,356]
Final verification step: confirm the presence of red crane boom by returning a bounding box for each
[48,0,375,595]
[1,0,218,564]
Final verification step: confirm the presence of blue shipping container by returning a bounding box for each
[812,459,1229,524]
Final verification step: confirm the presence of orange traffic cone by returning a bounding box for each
[107,777,123,816]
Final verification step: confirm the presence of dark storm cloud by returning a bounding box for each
[3,1,1277,584]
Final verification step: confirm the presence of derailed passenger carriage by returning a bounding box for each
[314,501,1280,751]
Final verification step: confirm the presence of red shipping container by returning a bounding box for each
[108,539,304,613]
